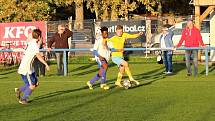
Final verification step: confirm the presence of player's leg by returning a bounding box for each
[15,75,29,100]
[87,58,101,90]
[112,57,124,87]
[100,59,109,90]
[20,73,38,104]
[115,65,125,87]
[121,60,139,85]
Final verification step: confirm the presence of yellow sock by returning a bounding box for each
[125,68,134,80]
[116,72,123,83]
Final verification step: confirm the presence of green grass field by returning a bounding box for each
[1,57,215,121]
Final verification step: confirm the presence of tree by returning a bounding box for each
[50,0,84,29]
[86,0,136,20]
[0,0,54,22]
[86,0,160,21]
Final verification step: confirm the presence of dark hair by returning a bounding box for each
[163,24,171,29]
[116,25,123,30]
[100,26,108,33]
[32,29,42,39]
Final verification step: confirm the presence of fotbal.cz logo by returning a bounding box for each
[108,25,145,33]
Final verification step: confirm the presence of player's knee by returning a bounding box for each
[119,66,125,73]
[29,85,36,90]
[122,61,128,67]
[97,73,102,77]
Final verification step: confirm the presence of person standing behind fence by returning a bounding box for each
[159,25,174,75]
[175,20,205,77]
[48,24,72,75]
[33,38,46,77]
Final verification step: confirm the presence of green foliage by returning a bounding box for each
[0,0,54,22]
[86,0,157,20]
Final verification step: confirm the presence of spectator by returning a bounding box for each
[48,24,72,75]
[159,25,174,74]
[176,20,205,77]
[33,38,46,77]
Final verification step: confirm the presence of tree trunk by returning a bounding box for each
[75,0,84,30]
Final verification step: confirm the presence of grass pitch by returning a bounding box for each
[1,57,215,121]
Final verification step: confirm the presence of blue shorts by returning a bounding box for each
[112,57,124,67]
[21,72,38,86]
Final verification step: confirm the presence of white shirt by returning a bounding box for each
[18,39,39,75]
[160,34,167,49]
[93,37,111,61]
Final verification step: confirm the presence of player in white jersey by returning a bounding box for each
[15,29,50,105]
[87,27,112,90]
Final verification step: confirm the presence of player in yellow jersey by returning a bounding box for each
[108,25,143,87]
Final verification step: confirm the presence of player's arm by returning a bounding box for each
[36,53,50,71]
[124,32,143,39]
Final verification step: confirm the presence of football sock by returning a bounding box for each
[22,87,32,100]
[116,72,123,83]
[90,74,100,84]
[125,68,134,81]
[101,69,106,84]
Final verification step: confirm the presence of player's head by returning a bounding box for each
[32,29,42,40]
[116,25,123,37]
[100,26,108,39]
[58,24,66,34]
[162,24,169,34]
[186,20,194,29]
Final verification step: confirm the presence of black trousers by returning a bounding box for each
[33,57,45,77]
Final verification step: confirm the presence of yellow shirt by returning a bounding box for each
[108,33,139,57]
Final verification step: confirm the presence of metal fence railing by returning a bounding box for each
[0,47,212,76]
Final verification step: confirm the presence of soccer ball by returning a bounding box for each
[122,80,131,89]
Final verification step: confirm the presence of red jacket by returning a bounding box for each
[177,26,205,47]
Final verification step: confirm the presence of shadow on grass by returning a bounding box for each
[0,77,8,79]
[33,86,89,101]
[172,62,186,75]
[200,65,215,75]
[0,70,17,75]
[69,63,96,73]
[31,89,122,121]
[72,63,116,76]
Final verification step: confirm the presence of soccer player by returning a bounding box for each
[15,29,50,105]
[87,27,111,90]
[108,25,143,87]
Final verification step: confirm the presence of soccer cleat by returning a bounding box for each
[130,79,140,86]
[15,88,21,100]
[87,81,93,90]
[19,99,28,105]
[187,73,192,76]
[166,72,173,75]
[115,81,123,87]
[100,84,110,90]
